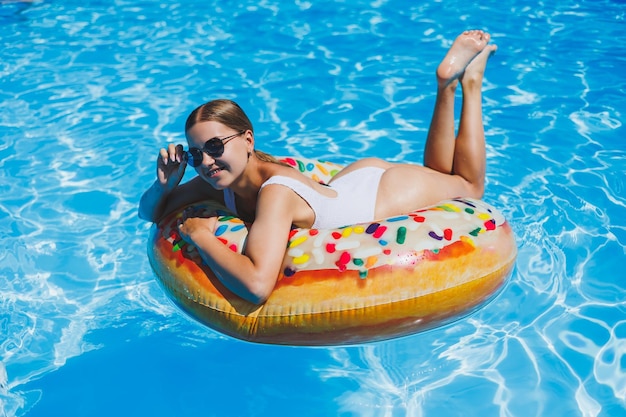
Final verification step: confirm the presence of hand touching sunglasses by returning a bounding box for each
[184,130,245,167]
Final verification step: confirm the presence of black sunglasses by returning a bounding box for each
[184,130,245,167]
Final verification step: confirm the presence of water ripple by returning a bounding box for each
[1,0,626,416]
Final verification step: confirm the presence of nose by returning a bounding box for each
[200,151,216,167]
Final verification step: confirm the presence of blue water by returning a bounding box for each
[1,0,625,416]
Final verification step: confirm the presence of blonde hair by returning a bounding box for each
[185,99,288,166]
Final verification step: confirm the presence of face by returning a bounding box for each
[185,121,253,189]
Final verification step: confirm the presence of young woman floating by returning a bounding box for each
[139,30,498,304]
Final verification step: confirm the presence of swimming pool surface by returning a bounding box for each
[1,0,625,416]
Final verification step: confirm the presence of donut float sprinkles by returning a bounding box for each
[148,158,517,346]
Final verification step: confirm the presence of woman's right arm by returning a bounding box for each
[138,144,221,223]
[138,180,175,223]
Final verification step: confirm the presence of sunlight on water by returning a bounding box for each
[1,0,625,416]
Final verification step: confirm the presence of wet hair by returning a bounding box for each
[185,99,286,165]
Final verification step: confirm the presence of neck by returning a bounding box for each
[227,157,280,222]
[228,156,273,204]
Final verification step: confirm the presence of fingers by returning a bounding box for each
[156,143,187,188]
[182,206,192,222]
[177,213,219,241]
[159,143,185,165]
[182,206,217,221]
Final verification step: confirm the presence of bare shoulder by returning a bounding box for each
[256,178,301,210]
[258,174,319,228]
[249,185,298,240]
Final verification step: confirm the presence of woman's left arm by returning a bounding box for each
[177,186,296,305]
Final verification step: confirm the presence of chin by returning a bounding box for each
[203,176,228,190]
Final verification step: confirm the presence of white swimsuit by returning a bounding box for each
[223,167,386,229]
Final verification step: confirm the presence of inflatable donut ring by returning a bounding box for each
[147,157,517,346]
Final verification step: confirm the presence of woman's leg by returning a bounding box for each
[336,31,491,182]
[373,33,497,218]
[451,43,498,196]
[424,30,490,174]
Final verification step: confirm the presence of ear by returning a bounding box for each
[244,129,255,153]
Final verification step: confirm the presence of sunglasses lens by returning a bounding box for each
[204,138,225,158]
[184,149,203,167]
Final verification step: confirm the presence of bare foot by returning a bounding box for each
[437,30,491,88]
[460,43,497,87]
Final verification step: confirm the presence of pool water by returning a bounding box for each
[1,0,625,416]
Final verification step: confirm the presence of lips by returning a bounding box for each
[207,167,224,177]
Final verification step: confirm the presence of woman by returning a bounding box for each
[139,30,497,304]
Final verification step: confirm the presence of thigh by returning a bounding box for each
[374,165,473,218]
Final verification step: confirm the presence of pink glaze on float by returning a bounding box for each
[148,158,517,346]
